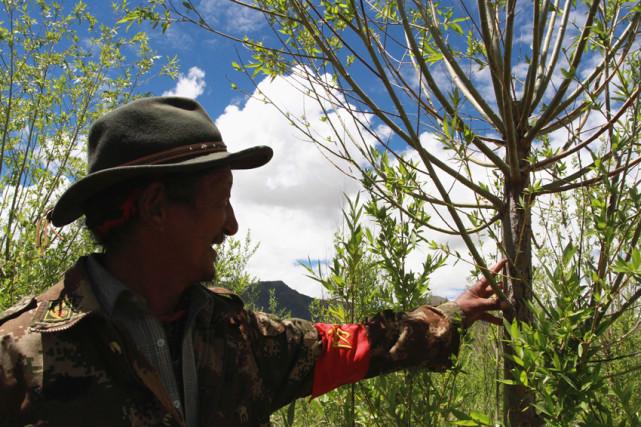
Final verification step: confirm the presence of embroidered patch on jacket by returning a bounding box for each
[41,300,73,322]
[328,326,353,349]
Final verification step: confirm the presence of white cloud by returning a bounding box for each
[215,72,366,297]
[163,66,206,98]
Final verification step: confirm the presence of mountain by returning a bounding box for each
[238,282,450,322]
[240,281,316,321]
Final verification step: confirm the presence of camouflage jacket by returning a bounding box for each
[0,257,464,426]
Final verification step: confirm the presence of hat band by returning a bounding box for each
[119,141,228,166]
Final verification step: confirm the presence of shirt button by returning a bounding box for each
[173,400,181,409]
[157,339,166,348]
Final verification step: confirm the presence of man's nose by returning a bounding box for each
[224,203,239,236]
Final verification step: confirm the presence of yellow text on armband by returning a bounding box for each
[328,326,352,349]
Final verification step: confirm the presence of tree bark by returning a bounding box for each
[501,140,539,426]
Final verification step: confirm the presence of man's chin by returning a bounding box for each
[202,270,216,284]
[202,266,216,284]
[190,267,216,286]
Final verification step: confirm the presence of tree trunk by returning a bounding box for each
[501,142,538,426]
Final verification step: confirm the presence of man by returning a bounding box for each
[0,97,507,426]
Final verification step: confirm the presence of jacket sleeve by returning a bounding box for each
[246,301,464,409]
[244,311,322,412]
[363,301,464,377]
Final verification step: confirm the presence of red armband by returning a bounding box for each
[311,323,370,399]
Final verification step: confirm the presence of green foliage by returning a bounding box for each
[0,0,177,310]
[212,231,262,310]
[362,152,446,311]
[302,193,388,323]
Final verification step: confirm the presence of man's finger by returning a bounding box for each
[489,259,507,275]
[475,260,506,296]
[478,312,503,326]
[483,281,503,295]
[475,260,506,288]
[476,297,504,311]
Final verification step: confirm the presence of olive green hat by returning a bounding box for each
[49,96,272,227]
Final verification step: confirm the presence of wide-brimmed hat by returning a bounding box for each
[49,96,273,227]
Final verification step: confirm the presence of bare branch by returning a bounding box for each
[528,87,641,173]
[538,156,641,195]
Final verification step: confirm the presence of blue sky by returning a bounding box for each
[120,1,274,118]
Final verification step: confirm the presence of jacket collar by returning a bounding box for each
[30,256,103,333]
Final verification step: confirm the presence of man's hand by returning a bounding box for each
[454,259,509,328]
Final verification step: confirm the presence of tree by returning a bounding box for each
[0,0,176,310]
[123,0,641,424]
[213,230,263,308]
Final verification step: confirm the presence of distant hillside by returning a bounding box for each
[237,281,450,322]
[240,281,316,321]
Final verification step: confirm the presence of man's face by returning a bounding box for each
[163,166,238,284]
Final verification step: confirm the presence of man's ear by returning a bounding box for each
[137,182,167,229]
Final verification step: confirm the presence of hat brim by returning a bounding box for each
[50,145,272,227]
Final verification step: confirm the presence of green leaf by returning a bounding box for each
[513,355,525,367]
[510,320,520,339]
[632,248,640,268]
[553,352,561,370]
[519,370,528,386]
[470,411,491,424]
[455,421,479,426]
[286,400,296,426]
